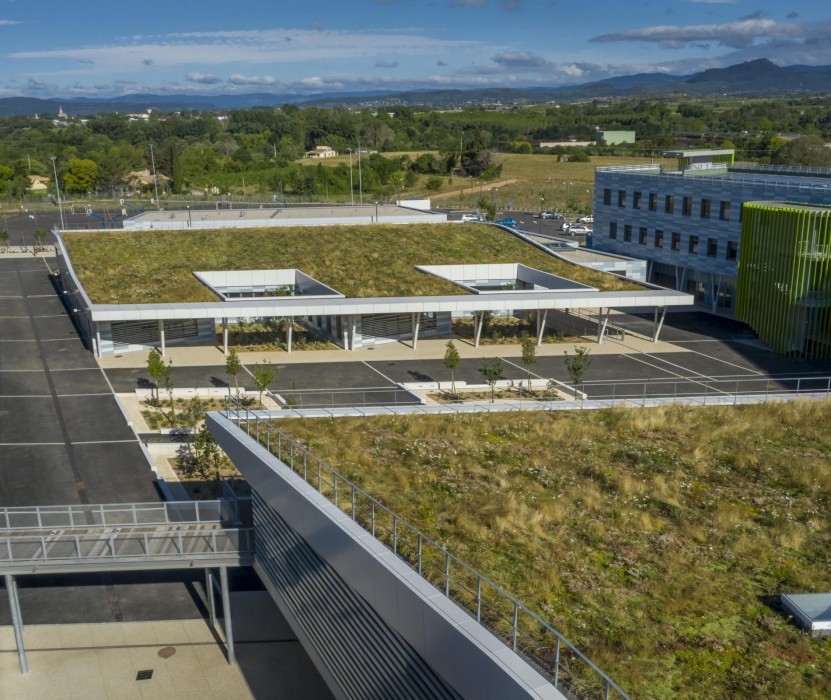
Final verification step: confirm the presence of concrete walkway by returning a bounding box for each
[98,333,684,370]
[0,591,332,700]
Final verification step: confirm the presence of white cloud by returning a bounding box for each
[186,72,221,84]
[591,19,831,50]
[227,73,276,85]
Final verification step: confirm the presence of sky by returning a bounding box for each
[2,0,831,99]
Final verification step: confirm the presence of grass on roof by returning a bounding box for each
[273,401,831,700]
[62,224,642,304]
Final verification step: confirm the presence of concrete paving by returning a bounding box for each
[0,591,332,700]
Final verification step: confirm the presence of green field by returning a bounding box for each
[62,224,642,304]
[273,401,831,699]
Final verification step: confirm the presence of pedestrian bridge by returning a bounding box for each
[1,499,253,673]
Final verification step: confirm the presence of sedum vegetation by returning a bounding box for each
[274,401,831,699]
[62,223,642,303]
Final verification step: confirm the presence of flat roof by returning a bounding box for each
[744,201,831,214]
[61,224,645,304]
[662,149,735,157]
[124,204,442,230]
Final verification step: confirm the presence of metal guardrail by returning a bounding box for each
[277,387,422,410]
[0,528,255,567]
[224,397,629,700]
[579,375,831,403]
[0,500,240,531]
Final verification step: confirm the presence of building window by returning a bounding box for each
[671,232,681,251]
[603,188,612,205]
[700,198,711,218]
[682,196,692,216]
[707,238,718,257]
[655,230,664,248]
[665,195,674,214]
[609,222,617,239]
[648,193,657,211]
[633,191,642,209]
[689,235,699,254]
[618,190,626,207]
[719,201,731,221]
[623,224,632,242]
[639,227,648,245]
[726,240,737,260]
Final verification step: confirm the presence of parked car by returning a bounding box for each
[577,215,594,224]
[540,210,563,220]
[461,213,481,222]
[496,218,517,227]
[567,225,591,235]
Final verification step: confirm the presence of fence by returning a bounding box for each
[0,500,240,531]
[276,386,422,410]
[224,397,629,700]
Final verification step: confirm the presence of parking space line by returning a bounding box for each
[621,353,731,394]
[0,442,65,446]
[0,395,52,398]
[56,393,114,398]
[361,361,399,386]
[662,345,763,375]
[71,440,139,445]
[500,357,545,379]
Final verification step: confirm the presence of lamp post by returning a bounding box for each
[50,156,65,230]
[357,139,363,206]
[149,144,161,210]
[375,201,379,222]
[347,148,354,206]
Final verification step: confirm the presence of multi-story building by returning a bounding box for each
[591,150,831,358]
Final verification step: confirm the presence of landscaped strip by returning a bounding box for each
[272,401,831,700]
[62,224,643,304]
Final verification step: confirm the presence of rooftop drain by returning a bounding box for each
[416,262,598,295]
[193,269,343,301]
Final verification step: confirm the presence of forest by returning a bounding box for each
[1,96,830,202]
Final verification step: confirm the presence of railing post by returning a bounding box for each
[393,516,398,555]
[445,552,451,596]
[476,576,482,622]
[351,485,356,521]
[604,679,611,700]
[334,474,339,508]
[417,534,423,574]
[318,459,322,493]
[303,451,307,481]
[371,500,376,537]
[266,427,270,453]
[512,602,519,651]
[277,432,282,461]
[797,377,802,395]
[553,638,560,687]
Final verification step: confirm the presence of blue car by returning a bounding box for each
[496,218,516,227]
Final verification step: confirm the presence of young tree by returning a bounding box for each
[564,346,592,393]
[252,361,278,405]
[226,349,242,399]
[479,357,504,403]
[180,424,229,481]
[34,229,48,253]
[146,348,165,405]
[443,340,460,397]
[520,334,537,394]
[0,229,9,250]
[161,360,175,425]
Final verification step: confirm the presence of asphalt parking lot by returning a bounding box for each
[0,256,215,625]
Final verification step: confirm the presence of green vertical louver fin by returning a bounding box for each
[736,202,831,359]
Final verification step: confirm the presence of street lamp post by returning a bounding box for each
[50,156,65,230]
[374,201,379,222]
[149,144,161,210]
[357,139,363,206]
[347,149,354,206]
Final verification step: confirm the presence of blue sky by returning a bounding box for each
[2,0,830,98]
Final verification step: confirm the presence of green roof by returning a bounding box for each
[63,224,643,304]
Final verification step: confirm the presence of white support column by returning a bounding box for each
[286,317,293,353]
[206,568,216,628]
[219,566,234,665]
[712,275,722,314]
[222,318,229,357]
[474,312,484,348]
[597,308,610,345]
[653,307,667,343]
[5,574,27,674]
[94,322,102,358]
[411,313,420,350]
[350,316,358,351]
[159,320,166,357]
[536,309,548,346]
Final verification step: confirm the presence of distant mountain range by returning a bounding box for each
[2,59,831,116]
